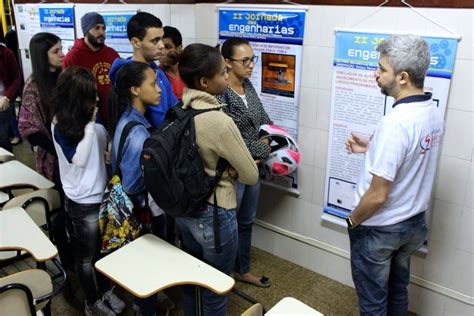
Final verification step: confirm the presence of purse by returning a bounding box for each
[98,121,142,254]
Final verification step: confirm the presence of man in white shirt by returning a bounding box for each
[345,35,445,315]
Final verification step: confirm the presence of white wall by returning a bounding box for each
[195,3,474,315]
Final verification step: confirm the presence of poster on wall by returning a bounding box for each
[218,5,307,194]
[322,29,458,226]
[100,11,136,54]
[23,4,76,51]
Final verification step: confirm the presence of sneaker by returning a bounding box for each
[85,299,116,316]
[103,287,126,313]
[10,137,21,145]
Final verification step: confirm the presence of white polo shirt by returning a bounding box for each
[354,93,445,226]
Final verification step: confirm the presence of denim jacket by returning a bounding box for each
[111,107,151,197]
[109,58,177,128]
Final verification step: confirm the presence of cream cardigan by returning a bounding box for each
[182,88,258,209]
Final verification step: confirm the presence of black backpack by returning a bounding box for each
[141,102,228,252]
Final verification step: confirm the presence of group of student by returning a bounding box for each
[14,10,273,316]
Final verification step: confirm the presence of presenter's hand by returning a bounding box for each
[346,133,369,154]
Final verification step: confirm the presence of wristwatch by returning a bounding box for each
[346,215,355,229]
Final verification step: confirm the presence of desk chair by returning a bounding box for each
[0,147,14,163]
[3,189,61,241]
[241,303,263,316]
[0,269,52,315]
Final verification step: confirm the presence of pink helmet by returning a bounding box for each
[259,124,301,176]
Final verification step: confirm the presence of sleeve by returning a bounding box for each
[244,134,271,160]
[216,116,259,185]
[120,126,148,195]
[167,79,177,107]
[71,122,95,167]
[5,49,21,100]
[18,83,42,139]
[28,132,56,156]
[259,103,272,125]
[369,119,408,182]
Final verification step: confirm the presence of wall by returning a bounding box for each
[194,3,473,315]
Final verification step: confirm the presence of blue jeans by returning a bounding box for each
[234,180,261,274]
[349,212,428,316]
[64,197,107,303]
[0,103,13,152]
[176,204,238,316]
[9,100,20,138]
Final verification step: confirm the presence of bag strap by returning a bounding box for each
[212,158,229,254]
[114,121,142,177]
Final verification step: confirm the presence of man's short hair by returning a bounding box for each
[127,12,163,41]
[377,35,430,89]
[163,26,182,47]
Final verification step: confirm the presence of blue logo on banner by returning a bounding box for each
[219,9,305,45]
[39,7,74,28]
[334,31,457,79]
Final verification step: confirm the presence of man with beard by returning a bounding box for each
[345,35,445,315]
[63,12,119,125]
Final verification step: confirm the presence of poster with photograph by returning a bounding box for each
[322,30,458,225]
[218,5,306,193]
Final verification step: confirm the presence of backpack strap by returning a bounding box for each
[212,158,229,254]
[114,121,142,177]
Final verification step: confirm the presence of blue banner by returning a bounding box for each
[104,14,133,40]
[219,9,305,45]
[334,31,457,79]
[39,7,74,29]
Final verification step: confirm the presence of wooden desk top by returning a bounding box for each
[266,297,323,315]
[0,160,54,190]
[0,207,58,262]
[95,234,235,298]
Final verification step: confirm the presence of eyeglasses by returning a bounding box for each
[229,55,259,68]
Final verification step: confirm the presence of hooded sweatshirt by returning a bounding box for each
[62,38,120,124]
[109,57,177,128]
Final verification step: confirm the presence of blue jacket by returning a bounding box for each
[111,107,151,197]
[109,58,177,128]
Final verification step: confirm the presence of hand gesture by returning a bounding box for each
[346,132,369,154]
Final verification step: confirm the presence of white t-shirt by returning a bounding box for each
[354,96,445,226]
[52,121,108,204]
[239,94,248,108]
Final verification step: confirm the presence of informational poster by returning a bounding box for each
[100,11,136,54]
[218,5,306,193]
[322,30,458,224]
[24,4,41,38]
[23,4,76,51]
